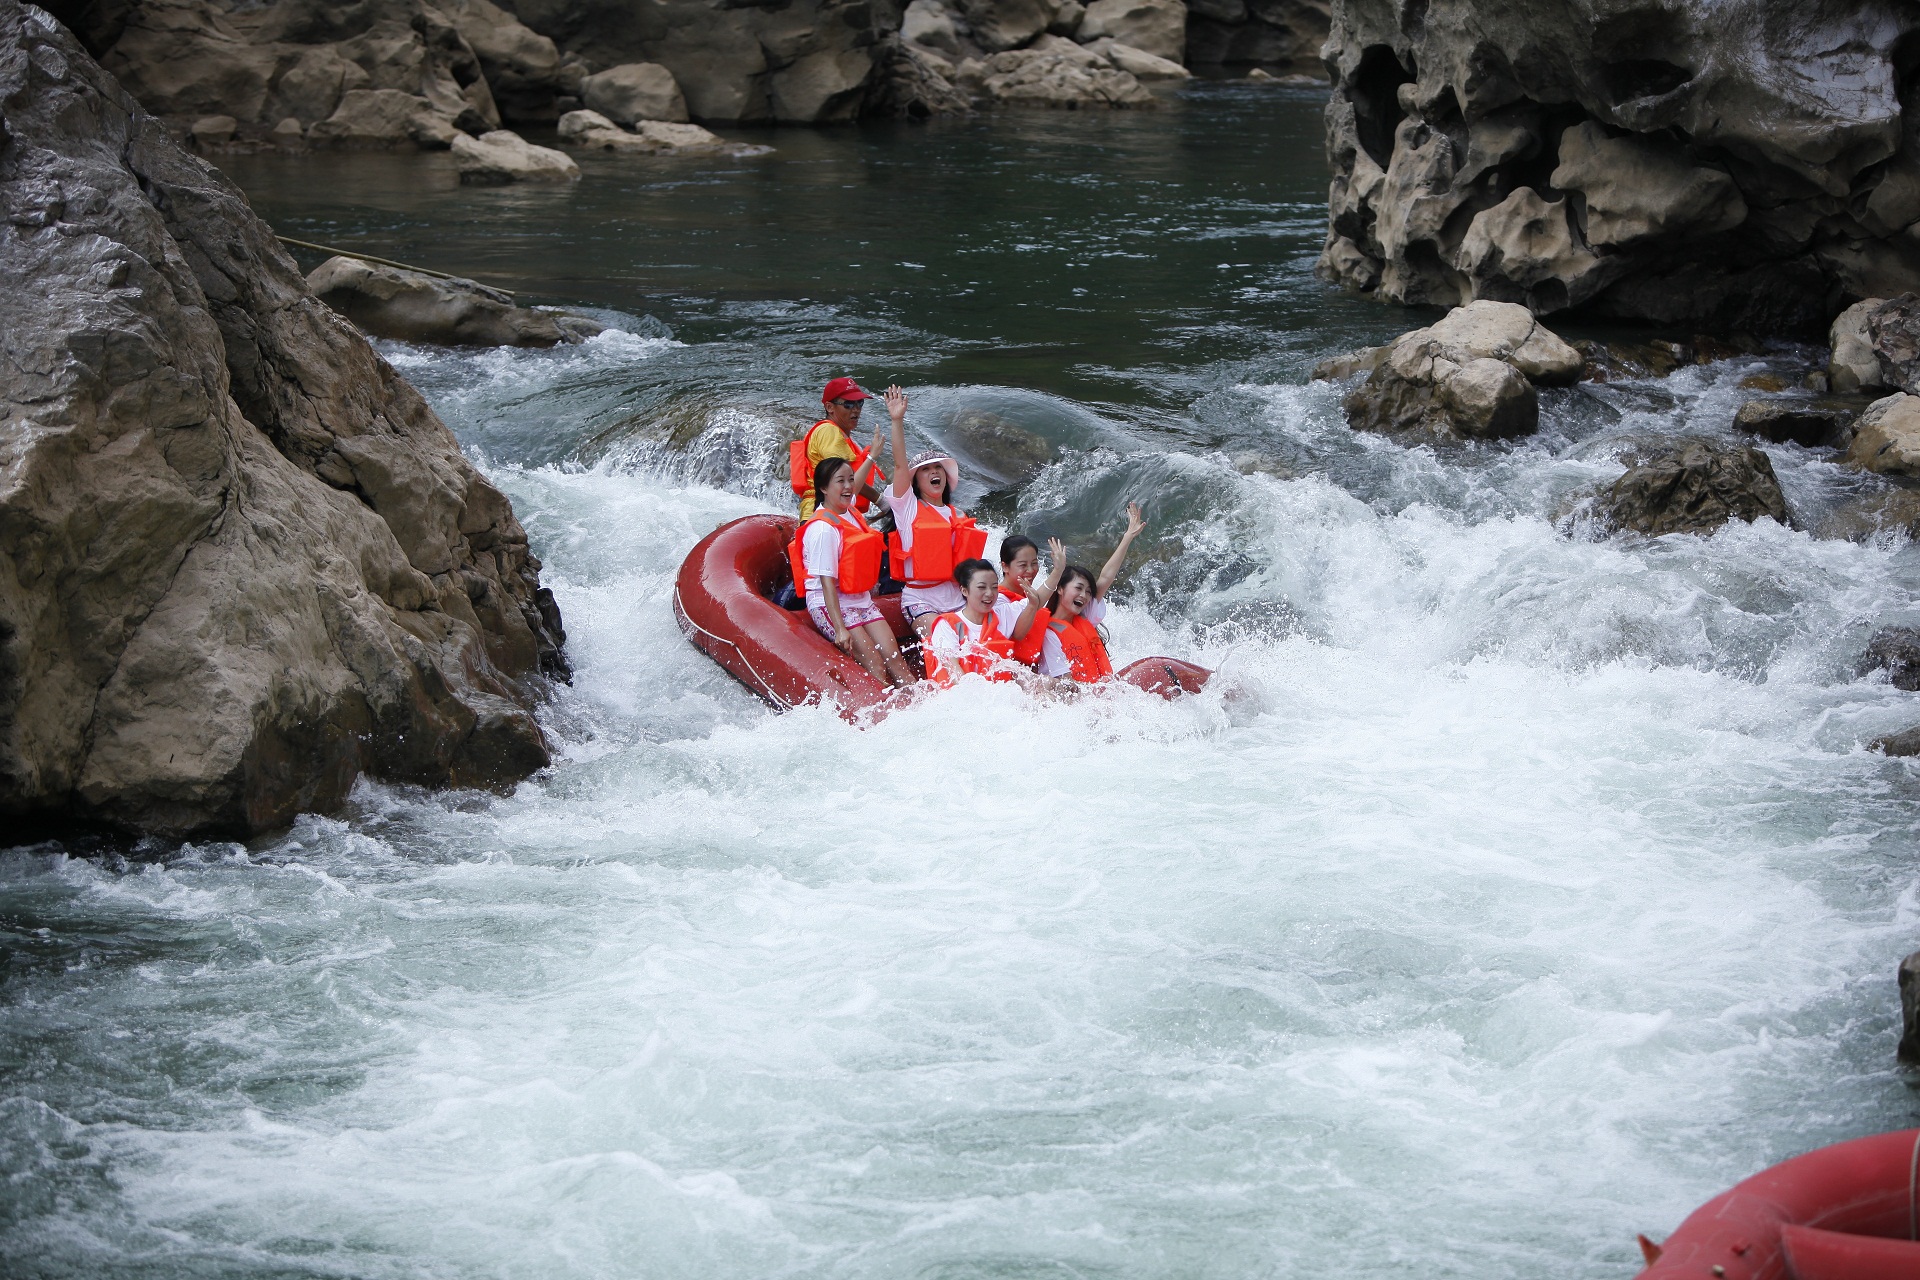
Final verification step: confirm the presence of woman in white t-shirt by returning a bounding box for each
[881,385,987,636]
[1036,502,1146,683]
[794,454,914,687]
[924,557,1059,687]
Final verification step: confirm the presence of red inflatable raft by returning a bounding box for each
[672,514,1210,717]
[1637,1129,1920,1280]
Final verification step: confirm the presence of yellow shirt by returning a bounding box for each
[797,419,857,519]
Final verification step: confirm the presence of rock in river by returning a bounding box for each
[1842,394,1920,478]
[452,127,580,183]
[307,257,603,348]
[0,1,566,838]
[1594,440,1789,537]
[1859,627,1920,692]
[1343,300,1579,440]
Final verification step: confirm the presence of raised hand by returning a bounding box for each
[1124,501,1145,539]
[885,385,908,423]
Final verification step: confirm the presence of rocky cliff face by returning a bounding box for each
[1318,0,1920,336]
[1,0,566,838]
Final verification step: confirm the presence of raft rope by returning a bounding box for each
[671,584,794,710]
[273,236,515,297]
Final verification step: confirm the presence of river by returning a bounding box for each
[4,82,1920,1279]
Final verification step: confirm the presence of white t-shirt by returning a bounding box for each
[801,513,873,609]
[1036,598,1107,678]
[887,489,967,614]
[927,599,1028,673]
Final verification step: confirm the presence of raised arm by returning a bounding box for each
[886,385,911,497]
[1095,503,1145,598]
[1009,536,1068,641]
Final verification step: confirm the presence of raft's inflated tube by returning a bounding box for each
[673,515,1211,718]
[1637,1128,1920,1280]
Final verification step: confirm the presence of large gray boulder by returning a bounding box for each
[307,257,603,347]
[1843,394,1920,478]
[961,38,1156,108]
[1595,441,1790,536]
[1316,0,1920,335]
[1,1,566,838]
[1342,301,1578,440]
[581,61,688,124]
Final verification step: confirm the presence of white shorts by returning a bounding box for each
[901,581,966,620]
[808,598,886,639]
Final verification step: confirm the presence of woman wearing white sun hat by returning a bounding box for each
[881,385,989,637]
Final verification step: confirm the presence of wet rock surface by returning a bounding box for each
[1185,0,1326,70]
[1316,0,1920,335]
[0,2,565,838]
[1900,951,1920,1066]
[1595,440,1790,537]
[307,256,602,347]
[556,109,759,155]
[1732,398,1865,450]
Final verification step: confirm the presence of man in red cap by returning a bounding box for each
[792,377,886,518]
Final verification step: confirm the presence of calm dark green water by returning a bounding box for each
[6,83,1920,1280]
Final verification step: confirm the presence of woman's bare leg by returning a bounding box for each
[863,620,915,685]
[845,627,892,685]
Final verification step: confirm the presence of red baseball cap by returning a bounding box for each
[821,377,870,404]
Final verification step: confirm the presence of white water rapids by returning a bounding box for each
[6,323,1920,1278]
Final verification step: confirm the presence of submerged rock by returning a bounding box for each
[1309,345,1387,381]
[947,410,1057,486]
[307,257,602,348]
[1316,0,1920,335]
[1859,627,1920,691]
[1342,301,1577,439]
[452,128,580,183]
[1594,440,1789,536]
[1842,394,1920,478]
[0,3,565,838]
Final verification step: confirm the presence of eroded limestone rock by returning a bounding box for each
[963,40,1155,108]
[1316,0,1920,335]
[0,1,565,838]
[556,109,765,156]
[1595,440,1789,536]
[1075,0,1185,62]
[1185,0,1327,69]
[1340,302,1581,439]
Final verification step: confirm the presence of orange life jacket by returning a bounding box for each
[789,420,884,513]
[887,501,987,587]
[996,581,1047,665]
[925,609,1017,685]
[788,508,883,598]
[1048,613,1113,682]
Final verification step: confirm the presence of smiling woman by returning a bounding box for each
[4,76,1920,1280]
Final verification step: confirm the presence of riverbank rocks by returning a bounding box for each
[0,2,566,838]
[1594,440,1789,536]
[960,38,1157,108]
[1342,301,1579,440]
[1829,295,1920,395]
[307,257,602,347]
[581,62,688,124]
[1076,0,1186,62]
[1185,0,1327,70]
[452,128,578,182]
[1316,0,1920,336]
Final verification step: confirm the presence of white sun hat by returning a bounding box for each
[908,449,960,496]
